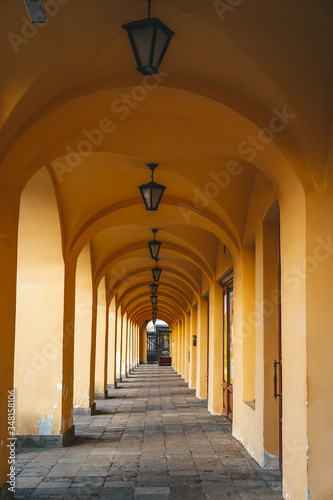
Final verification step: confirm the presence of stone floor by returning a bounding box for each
[14,365,283,499]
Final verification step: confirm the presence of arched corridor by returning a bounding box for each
[15,365,282,499]
[1,2,333,499]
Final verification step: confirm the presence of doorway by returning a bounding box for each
[263,200,282,470]
[221,274,233,421]
[158,328,172,366]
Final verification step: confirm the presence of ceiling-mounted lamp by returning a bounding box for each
[150,283,159,295]
[24,0,47,23]
[139,163,166,211]
[122,0,175,76]
[150,295,158,306]
[152,259,162,282]
[148,228,162,260]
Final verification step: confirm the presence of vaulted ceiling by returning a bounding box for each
[1,0,332,326]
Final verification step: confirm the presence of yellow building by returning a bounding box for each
[0,1,332,498]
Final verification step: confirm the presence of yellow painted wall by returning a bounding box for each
[0,187,18,489]
[208,282,223,415]
[107,296,117,386]
[196,297,208,400]
[189,305,197,389]
[262,221,280,461]
[95,277,107,395]
[74,244,92,409]
[116,306,123,378]
[306,192,333,499]
[15,168,64,436]
[121,312,127,377]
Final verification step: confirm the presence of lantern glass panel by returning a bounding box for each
[153,27,168,66]
[152,267,162,281]
[131,26,154,67]
[150,283,159,295]
[150,295,158,305]
[24,0,47,23]
[148,239,162,260]
[151,185,164,209]
[141,186,152,209]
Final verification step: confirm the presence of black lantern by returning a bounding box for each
[122,0,175,76]
[152,259,162,281]
[150,283,159,295]
[152,307,158,315]
[153,318,156,325]
[139,163,166,211]
[148,228,162,260]
[150,295,158,306]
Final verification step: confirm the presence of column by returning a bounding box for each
[208,282,223,414]
[74,244,93,413]
[189,304,198,389]
[116,306,122,381]
[184,311,191,382]
[196,297,208,400]
[121,312,128,378]
[107,296,117,389]
[95,276,107,398]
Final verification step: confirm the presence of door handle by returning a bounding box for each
[273,360,282,399]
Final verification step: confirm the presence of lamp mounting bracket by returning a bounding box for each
[147,163,158,171]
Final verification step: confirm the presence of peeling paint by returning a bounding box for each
[56,383,62,390]
[53,404,58,408]
[38,414,53,435]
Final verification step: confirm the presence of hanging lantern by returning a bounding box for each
[138,163,166,211]
[148,228,162,260]
[152,259,162,281]
[150,295,158,306]
[122,0,175,76]
[150,283,159,295]
[153,307,158,315]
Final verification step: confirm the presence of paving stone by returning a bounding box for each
[14,365,283,499]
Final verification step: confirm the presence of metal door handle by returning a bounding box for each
[274,360,282,399]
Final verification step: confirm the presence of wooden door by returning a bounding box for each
[222,275,233,421]
[278,226,282,469]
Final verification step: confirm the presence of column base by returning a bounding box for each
[73,403,96,416]
[0,483,14,500]
[95,390,108,399]
[108,383,117,389]
[61,425,75,447]
[15,425,75,449]
[116,377,122,383]
[16,435,62,449]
